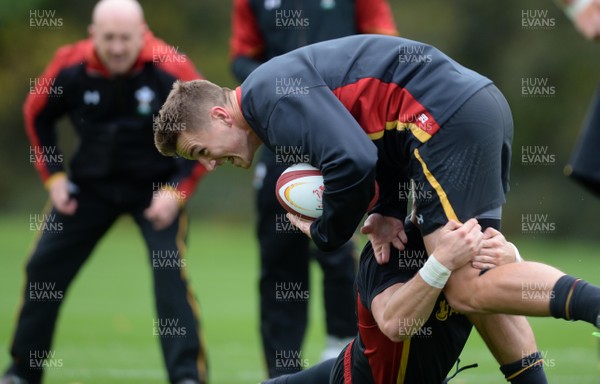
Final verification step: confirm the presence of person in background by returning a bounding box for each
[557,0,600,40]
[556,0,600,376]
[558,0,600,196]
[1,1,208,383]
[229,0,398,378]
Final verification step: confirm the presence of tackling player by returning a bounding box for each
[263,217,491,383]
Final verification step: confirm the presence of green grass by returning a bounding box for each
[0,214,599,383]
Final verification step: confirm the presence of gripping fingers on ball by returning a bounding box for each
[286,213,312,237]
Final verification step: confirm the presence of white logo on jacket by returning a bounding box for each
[321,0,335,9]
[264,0,280,10]
[135,86,155,115]
[83,90,100,105]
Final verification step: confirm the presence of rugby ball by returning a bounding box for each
[275,163,379,220]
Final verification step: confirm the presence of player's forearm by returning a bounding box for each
[381,276,441,342]
[311,165,376,251]
[311,152,378,251]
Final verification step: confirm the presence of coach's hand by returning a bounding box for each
[287,213,313,238]
[144,192,180,231]
[360,213,407,265]
[49,174,78,215]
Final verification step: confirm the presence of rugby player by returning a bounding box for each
[154,35,600,383]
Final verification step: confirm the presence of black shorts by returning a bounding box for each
[407,84,513,235]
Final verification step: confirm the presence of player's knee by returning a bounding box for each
[444,291,472,313]
[443,265,491,313]
[444,278,483,314]
[445,292,484,314]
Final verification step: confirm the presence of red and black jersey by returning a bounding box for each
[345,221,472,383]
[229,0,398,82]
[238,34,493,251]
[25,31,206,198]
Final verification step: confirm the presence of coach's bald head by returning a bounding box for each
[89,0,146,75]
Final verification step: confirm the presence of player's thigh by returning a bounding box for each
[442,263,489,313]
[409,84,513,235]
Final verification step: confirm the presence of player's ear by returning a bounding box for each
[209,106,233,127]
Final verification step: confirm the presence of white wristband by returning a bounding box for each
[418,255,451,289]
[509,242,523,263]
[562,0,593,19]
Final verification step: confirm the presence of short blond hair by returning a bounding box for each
[154,79,229,157]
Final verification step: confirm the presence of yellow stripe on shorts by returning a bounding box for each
[413,148,458,221]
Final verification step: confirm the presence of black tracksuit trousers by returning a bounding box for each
[6,179,208,383]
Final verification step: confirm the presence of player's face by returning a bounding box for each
[90,17,145,75]
[176,121,256,171]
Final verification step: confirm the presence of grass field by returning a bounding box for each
[0,214,599,383]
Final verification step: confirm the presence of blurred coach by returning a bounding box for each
[2,1,208,383]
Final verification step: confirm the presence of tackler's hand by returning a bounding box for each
[434,219,482,272]
[472,227,518,270]
[360,213,407,265]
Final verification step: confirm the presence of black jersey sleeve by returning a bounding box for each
[358,220,427,311]
[265,85,379,251]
